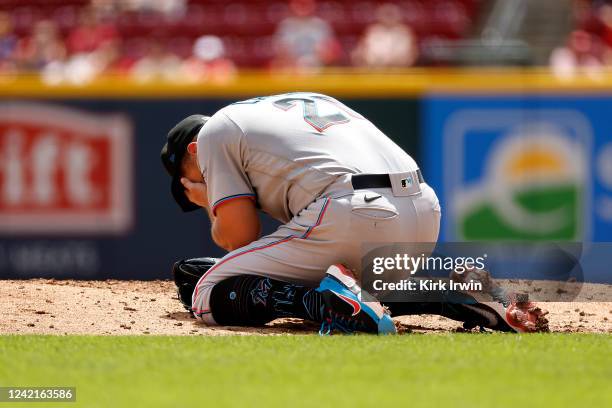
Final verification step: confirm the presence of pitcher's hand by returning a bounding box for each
[181,178,209,208]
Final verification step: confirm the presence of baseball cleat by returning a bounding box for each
[463,295,550,333]
[451,267,549,332]
[501,295,550,333]
[316,264,397,335]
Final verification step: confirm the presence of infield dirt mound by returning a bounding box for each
[1,279,611,335]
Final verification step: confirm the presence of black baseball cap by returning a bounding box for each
[161,114,210,212]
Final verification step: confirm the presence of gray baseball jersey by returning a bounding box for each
[191,93,440,324]
[196,92,419,223]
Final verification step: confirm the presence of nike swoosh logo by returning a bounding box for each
[334,292,362,316]
[364,194,382,203]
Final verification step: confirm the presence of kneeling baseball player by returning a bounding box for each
[161,92,548,334]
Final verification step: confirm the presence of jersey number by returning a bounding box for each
[273,97,352,132]
[235,94,362,132]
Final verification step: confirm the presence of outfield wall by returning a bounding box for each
[0,70,610,279]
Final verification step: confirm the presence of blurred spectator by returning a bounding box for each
[181,35,236,83]
[352,3,418,68]
[15,20,66,72]
[120,0,186,17]
[550,30,603,80]
[0,12,17,72]
[89,0,123,22]
[572,0,603,33]
[272,0,341,70]
[130,42,182,83]
[0,0,485,77]
[596,4,612,48]
[43,38,123,85]
[67,6,118,55]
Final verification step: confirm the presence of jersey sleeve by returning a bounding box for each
[197,112,256,216]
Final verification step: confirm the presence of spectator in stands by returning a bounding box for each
[272,0,341,70]
[0,12,17,73]
[596,4,612,65]
[550,30,603,80]
[120,0,186,17]
[89,0,123,22]
[130,41,182,83]
[67,6,118,55]
[352,3,418,68]
[572,0,604,35]
[43,37,123,85]
[596,4,612,49]
[181,35,236,83]
[15,20,66,72]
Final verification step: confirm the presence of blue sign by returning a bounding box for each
[423,95,612,242]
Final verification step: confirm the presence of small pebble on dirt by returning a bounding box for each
[579,311,586,316]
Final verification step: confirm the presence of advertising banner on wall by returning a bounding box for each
[0,99,232,279]
[423,95,612,242]
[0,103,133,235]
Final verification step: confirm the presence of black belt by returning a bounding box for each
[351,170,424,190]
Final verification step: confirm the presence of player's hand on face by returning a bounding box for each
[181,178,209,208]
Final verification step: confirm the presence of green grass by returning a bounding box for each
[0,334,610,408]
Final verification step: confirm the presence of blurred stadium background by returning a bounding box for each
[0,0,610,280]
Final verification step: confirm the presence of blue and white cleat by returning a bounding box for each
[316,264,397,335]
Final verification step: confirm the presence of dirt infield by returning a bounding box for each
[1,279,611,335]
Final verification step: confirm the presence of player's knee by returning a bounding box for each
[172,257,217,312]
[191,280,216,324]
